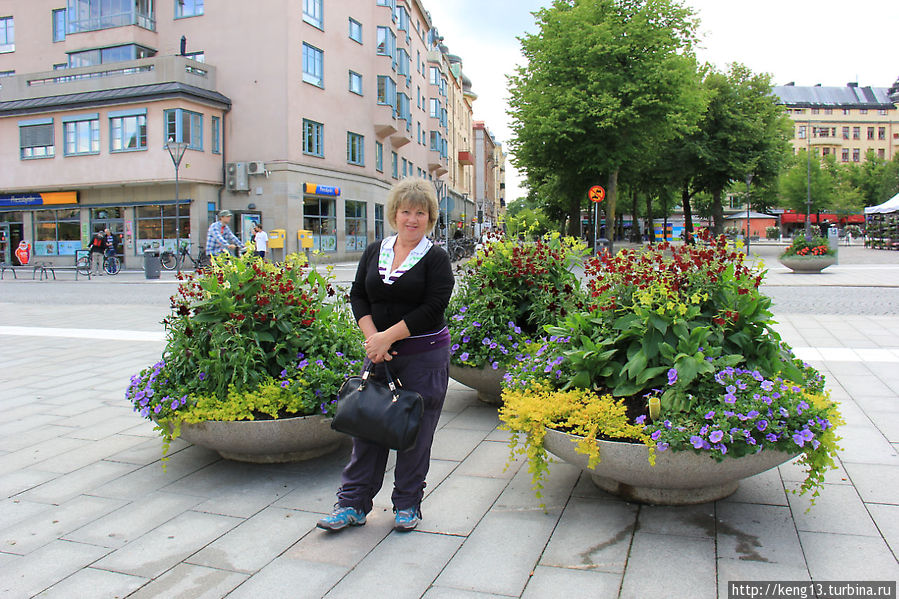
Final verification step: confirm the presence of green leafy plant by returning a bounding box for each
[781,233,835,257]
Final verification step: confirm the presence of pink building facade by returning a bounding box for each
[0,0,481,265]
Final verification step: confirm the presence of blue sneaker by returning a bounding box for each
[316,506,366,531]
[394,507,421,532]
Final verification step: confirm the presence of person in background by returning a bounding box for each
[206,210,242,258]
[89,230,107,275]
[317,178,454,534]
[253,223,268,260]
[104,229,118,263]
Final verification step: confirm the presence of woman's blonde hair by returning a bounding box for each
[386,178,439,233]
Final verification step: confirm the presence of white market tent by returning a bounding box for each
[865,193,899,215]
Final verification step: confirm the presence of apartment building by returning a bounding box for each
[0,0,483,265]
[472,120,507,231]
[772,82,899,164]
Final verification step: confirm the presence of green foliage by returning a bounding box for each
[781,233,835,257]
[765,226,780,239]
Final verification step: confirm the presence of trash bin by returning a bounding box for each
[143,249,160,279]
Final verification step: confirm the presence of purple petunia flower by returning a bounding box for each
[635,415,647,425]
[198,372,206,381]
[724,393,737,404]
[765,432,779,442]
[656,442,670,452]
[704,410,715,420]
[451,344,460,352]
[153,405,162,414]
[690,435,706,449]
[460,352,469,361]
[792,428,814,448]
[281,381,290,388]
[756,419,768,432]
[650,430,662,441]
[667,368,678,385]
[491,361,499,370]
[709,430,724,443]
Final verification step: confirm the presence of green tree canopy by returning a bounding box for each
[779,150,835,216]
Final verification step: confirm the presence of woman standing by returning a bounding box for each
[318,178,454,533]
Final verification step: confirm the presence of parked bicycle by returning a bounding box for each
[160,243,209,271]
[74,249,120,275]
[103,252,121,275]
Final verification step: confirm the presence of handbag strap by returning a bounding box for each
[360,361,403,393]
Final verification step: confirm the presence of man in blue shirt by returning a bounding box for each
[206,210,242,258]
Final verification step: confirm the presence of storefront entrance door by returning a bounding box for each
[91,209,126,263]
[0,224,9,264]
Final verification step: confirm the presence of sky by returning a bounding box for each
[423,0,899,205]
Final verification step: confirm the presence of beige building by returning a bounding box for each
[0,0,483,265]
[773,83,899,163]
[473,120,504,230]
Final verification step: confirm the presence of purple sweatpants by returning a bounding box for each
[336,345,450,514]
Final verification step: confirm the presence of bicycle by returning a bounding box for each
[103,252,121,275]
[160,244,209,271]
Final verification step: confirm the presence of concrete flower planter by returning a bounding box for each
[543,427,796,505]
[177,414,344,463]
[779,255,836,273]
[449,363,506,405]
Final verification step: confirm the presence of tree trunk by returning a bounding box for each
[607,168,619,254]
[711,189,724,235]
[681,183,695,244]
[645,194,654,244]
[630,190,640,242]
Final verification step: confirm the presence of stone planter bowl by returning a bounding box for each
[449,364,506,405]
[177,414,344,463]
[543,427,796,505]
[779,255,836,273]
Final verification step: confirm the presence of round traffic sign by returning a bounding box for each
[589,185,606,203]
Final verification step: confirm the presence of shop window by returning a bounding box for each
[64,115,100,155]
[19,118,55,159]
[0,16,14,53]
[175,0,203,19]
[347,131,364,166]
[109,111,147,152]
[211,116,220,154]
[136,204,190,253]
[349,70,363,95]
[34,209,80,256]
[302,43,323,87]
[52,9,66,42]
[164,108,203,150]
[374,204,384,241]
[303,197,336,252]
[375,141,383,172]
[303,0,322,29]
[348,18,362,43]
[345,200,368,251]
[303,119,323,157]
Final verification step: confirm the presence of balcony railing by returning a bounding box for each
[68,10,156,34]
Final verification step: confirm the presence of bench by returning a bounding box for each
[0,262,56,280]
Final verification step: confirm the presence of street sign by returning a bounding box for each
[589,185,606,203]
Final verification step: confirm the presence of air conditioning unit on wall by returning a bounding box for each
[247,161,266,175]
[226,162,249,191]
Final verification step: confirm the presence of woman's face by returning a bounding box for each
[395,202,429,245]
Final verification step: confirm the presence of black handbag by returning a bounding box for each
[331,362,423,451]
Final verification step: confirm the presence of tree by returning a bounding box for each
[779,150,835,219]
[507,0,704,251]
[876,154,899,204]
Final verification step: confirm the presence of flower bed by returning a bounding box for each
[127,251,364,457]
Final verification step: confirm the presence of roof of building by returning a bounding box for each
[0,82,231,117]
[772,84,894,109]
[724,211,777,220]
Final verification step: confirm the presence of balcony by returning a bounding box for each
[390,127,411,148]
[807,136,842,147]
[374,103,397,138]
[458,150,473,166]
[68,7,156,33]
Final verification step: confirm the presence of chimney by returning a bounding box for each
[847,82,858,87]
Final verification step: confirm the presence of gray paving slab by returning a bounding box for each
[103,436,190,466]
[33,567,147,599]
[430,427,490,461]
[799,530,899,580]
[835,425,899,465]
[0,437,91,477]
[91,510,242,578]
[722,467,788,506]
[715,503,805,566]
[842,462,899,504]
[866,503,899,560]
[89,444,221,500]
[422,587,514,599]
[779,455,851,486]
[0,468,59,499]
[226,557,347,599]
[126,562,249,599]
[636,503,715,539]
[521,565,621,599]
[18,459,141,504]
[284,510,394,568]
[539,496,638,574]
[188,507,319,574]
[443,405,501,431]
[0,424,71,453]
[619,532,716,599]
[868,410,899,442]
[786,482,881,536]
[0,498,53,531]
[417,474,509,536]
[493,459,580,512]
[372,458,457,510]
[0,539,111,598]
[455,440,524,479]
[716,559,811,598]
[436,508,561,597]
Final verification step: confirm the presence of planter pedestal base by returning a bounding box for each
[589,474,738,505]
[449,364,505,406]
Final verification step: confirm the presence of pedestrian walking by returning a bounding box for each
[89,230,107,275]
[253,223,268,259]
[318,178,454,533]
[205,210,242,258]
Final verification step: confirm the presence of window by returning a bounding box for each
[109,111,147,152]
[391,151,398,178]
[53,9,66,42]
[395,5,409,31]
[68,44,154,67]
[878,149,886,159]
[376,26,395,59]
[303,0,322,29]
[137,204,190,253]
[374,204,384,241]
[34,209,80,256]
[349,70,363,95]
[852,127,860,140]
[879,109,888,116]
[429,66,440,86]
[843,108,850,115]
[348,17,362,43]
[303,119,323,157]
[19,118,55,159]
[842,126,849,140]
[347,132,364,166]
[67,0,155,33]
[824,108,832,115]
[303,197,336,252]
[211,116,220,154]
[797,125,806,139]
[397,93,410,121]
[867,127,875,140]
[841,149,849,162]
[879,127,886,141]
[345,200,368,251]
[860,109,868,115]
[822,147,831,156]
[175,0,203,19]
[64,115,100,155]
[302,43,323,87]
[429,98,439,118]
[164,108,203,150]
[852,148,860,162]
[397,48,410,79]
[0,16,14,52]
[184,51,204,63]
[375,141,383,172]
[53,64,67,70]
[811,108,819,115]
[430,131,440,151]
[377,75,396,108]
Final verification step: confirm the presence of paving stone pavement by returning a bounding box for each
[1,271,898,598]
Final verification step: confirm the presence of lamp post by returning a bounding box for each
[805,119,812,238]
[745,172,753,255]
[164,139,188,274]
